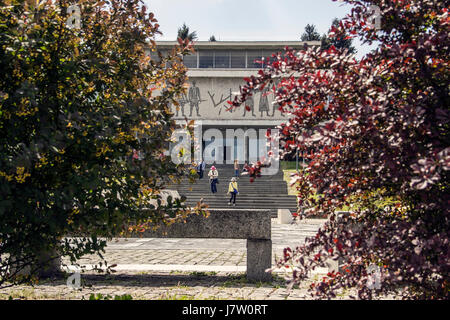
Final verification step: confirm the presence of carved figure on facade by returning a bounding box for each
[258,86,270,117]
[243,94,256,117]
[188,81,202,117]
[271,80,284,117]
[175,92,188,117]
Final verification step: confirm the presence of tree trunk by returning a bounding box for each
[9,247,62,279]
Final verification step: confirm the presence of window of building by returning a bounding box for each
[199,50,214,68]
[231,51,246,68]
[247,50,263,68]
[149,52,161,63]
[150,49,170,64]
[178,49,278,69]
[214,51,230,68]
[183,52,198,68]
[262,50,277,67]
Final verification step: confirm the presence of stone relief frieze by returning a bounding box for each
[171,78,285,120]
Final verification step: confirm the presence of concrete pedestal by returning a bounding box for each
[246,239,272,282]
[278,209,292,224]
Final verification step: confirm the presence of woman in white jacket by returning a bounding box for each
[208,166,219,193]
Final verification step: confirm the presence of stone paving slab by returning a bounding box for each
[0,271,337,300]
[0,219,338,300]
[60,219,326,270]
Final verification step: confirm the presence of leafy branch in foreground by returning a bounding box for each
[0,0,205,287]
[232,0,449,299]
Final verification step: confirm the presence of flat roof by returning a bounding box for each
[154,40,320,50]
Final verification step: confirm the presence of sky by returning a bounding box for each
[143,0,374,57]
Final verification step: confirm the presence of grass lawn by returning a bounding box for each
[282,168,398,213]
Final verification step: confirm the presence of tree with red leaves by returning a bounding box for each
[232,0,449,299]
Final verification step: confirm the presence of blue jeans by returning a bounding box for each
[235,169,239,177]
[210,178,217,193]
[229,192,237,204]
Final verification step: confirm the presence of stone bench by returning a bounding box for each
[133,209,272,282]
[13,209,272,282]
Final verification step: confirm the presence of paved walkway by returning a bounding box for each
[0,219,352,300]
[64,218,325,273]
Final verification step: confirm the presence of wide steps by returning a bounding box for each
[176,188,289,193]
[170,165,298,217]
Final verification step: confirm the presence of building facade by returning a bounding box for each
[154,41,320,164]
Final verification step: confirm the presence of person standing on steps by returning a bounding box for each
[197,159,206,179]
[234,160,240,178]
[208,165,219,194]
[227,177,239,206]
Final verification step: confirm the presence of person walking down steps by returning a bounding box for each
[208,165,219,194]
[227,177,239,206]
[234,160,240,177]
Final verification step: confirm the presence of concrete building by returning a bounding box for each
[154,40,320,164]
[150,41,323,215]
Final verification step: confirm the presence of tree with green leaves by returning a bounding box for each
[300,24,321,41]
[177,22,198,41]
[0,0,202,287]
[321,18,356,54]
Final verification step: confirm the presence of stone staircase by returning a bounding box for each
[169,164,298,218]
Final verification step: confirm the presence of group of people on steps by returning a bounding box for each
[194,159,248,206]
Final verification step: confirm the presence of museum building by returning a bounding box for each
[154,41,320,164]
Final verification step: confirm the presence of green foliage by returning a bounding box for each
[300,24,321,41]
[0,0,203,287]
[321,18,356,53]
[280,161,299,171]
[189,271,217,277]
[300,20,356,53]
[88,293,133,300]
[177,22,198,41]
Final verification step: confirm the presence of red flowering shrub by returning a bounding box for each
[232,0,449,299]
